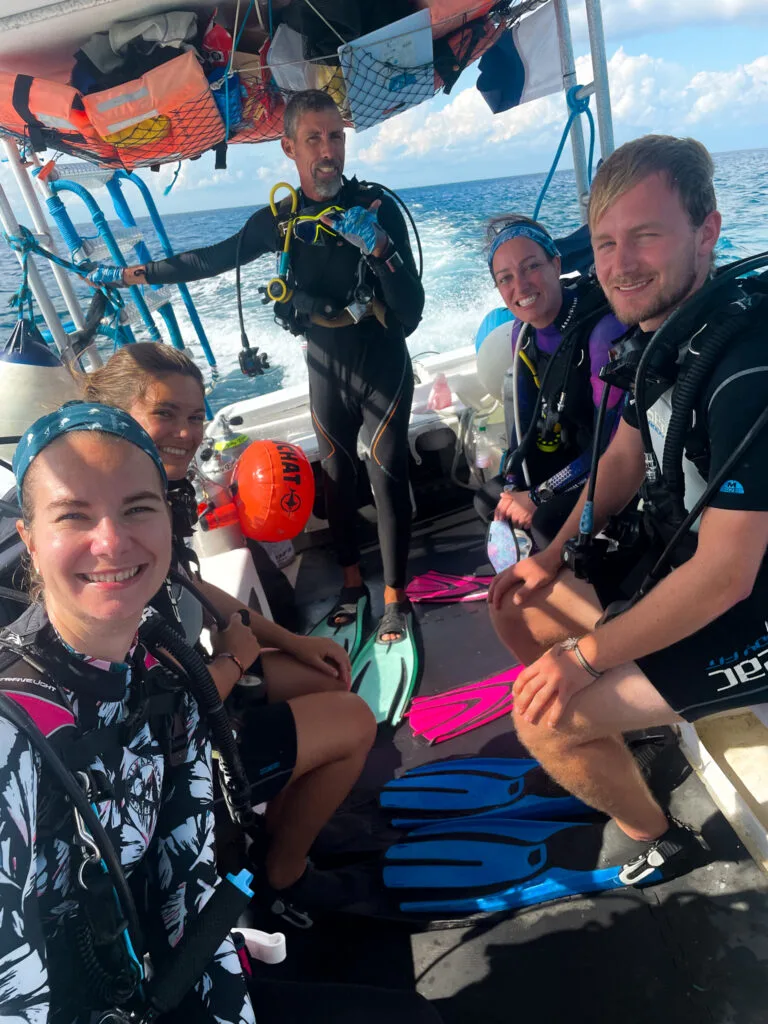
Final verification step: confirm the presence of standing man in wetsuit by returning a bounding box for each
[105,90,425,646]
[488,135,768,884]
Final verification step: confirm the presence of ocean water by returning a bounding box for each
[1,147,766,414]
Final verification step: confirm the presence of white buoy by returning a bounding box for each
[0,319,79,463]
[475,319,515,402]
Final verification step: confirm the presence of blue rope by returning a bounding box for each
[4,224,125,323]
[163,161,182,196]
[533,85,596,222]
[218,0,256,142]
[234,0,256,50]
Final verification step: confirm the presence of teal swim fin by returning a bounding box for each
[306,586,370,660]
[351,605,419,726]
[380,758,590,826]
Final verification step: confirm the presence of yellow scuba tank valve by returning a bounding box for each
[264,182,298,304]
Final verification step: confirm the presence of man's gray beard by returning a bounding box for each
[313,172,342,199]
[610,257,698,327]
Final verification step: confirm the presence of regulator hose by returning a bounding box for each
[634,251,768,483]
[504,293,607,479]
[0,690,143,953]
[363,180,423,279]
[168,568,227,631]
[138,613,256,830]
[660,291,762,524]
[637,402,768,597]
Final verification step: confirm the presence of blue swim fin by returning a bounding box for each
[383,817,649,914]
[380,757,590,826]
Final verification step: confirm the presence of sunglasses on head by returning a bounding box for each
[486,215,541,243]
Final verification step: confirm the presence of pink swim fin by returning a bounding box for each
[405,570,493,604]
[405,666,522,744]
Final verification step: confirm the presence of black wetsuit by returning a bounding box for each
[606,322,768,721]
[145,177,425,588]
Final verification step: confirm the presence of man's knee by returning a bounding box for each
[512,707,582,758]
[488,586,536,649]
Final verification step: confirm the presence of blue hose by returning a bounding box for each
[533,85,596,222]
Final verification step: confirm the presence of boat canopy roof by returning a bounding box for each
[0,0,549,170]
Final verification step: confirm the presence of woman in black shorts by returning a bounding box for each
[81,344,377,918]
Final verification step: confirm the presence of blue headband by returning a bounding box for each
[13,401,168,503]
[488,223,560,273]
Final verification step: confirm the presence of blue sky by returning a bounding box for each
[4,0,766,216]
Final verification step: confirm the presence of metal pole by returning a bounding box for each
[584,0,615,158]
[553,0,590,221]
[1,140,87,331]
[0,180,72,354]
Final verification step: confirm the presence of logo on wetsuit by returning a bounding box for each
[706,623,768,693]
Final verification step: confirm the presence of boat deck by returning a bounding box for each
[268,510,768,1023]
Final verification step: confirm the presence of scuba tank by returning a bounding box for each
[0,319,79,463]
[193,417,252,560]
[199,414,252,489]
[191,463,245,561]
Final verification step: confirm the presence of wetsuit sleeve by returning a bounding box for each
[150,693,255,1024]
[367,196,425,336]
[704,359,768,512]
[144,207,274,286]
[0,718,49,1021]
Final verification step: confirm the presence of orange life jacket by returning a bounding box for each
[83,51,225,171]
[418,1,497,39]
[0,73,119,165]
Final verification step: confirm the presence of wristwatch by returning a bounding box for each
[534,484,556,504]
[368,239,403,273]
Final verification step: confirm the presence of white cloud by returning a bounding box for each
[570,0,768,40]
[357,82,566,166]
[352,42,768,175]
[686,55,768,121]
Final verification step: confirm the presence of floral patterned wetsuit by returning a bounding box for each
[0,605,255,1024]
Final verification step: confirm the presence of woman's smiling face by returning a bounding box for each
[18,432,171,634]
[127,374,206,480]
[492,236,563,329]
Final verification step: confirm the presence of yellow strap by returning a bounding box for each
[518,349,541,389]
[270,182,299,256]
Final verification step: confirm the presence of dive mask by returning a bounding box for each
[293,206,344,245]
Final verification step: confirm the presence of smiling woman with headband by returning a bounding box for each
[0,400,444,1024]
[475,213,627,548]
[0,400,257,1024]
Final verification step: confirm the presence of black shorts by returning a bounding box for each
[633,595,768,722]
[237,700,298,802]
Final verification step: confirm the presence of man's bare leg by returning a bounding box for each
[514,661,684,839]
[489,569,604,666]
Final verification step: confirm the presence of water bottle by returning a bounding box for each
[427,371,452,411]
[475,422,493,471]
